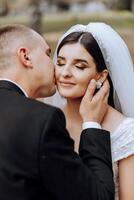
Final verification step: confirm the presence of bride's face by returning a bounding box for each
[55,43,99,99]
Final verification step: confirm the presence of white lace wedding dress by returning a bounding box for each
[111,117,134,200]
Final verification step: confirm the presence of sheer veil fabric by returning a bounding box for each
[52,22,134,118]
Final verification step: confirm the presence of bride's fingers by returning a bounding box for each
[84,79,96,101]
[101,80,110,102]
[93,80,110,101]
[103,90,110,104]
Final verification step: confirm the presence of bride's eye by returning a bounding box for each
[56,61,65,66]
[75,65,87,70]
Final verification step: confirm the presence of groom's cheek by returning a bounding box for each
[53,74,56,85]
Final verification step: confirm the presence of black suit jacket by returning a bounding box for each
[0,80,114,200]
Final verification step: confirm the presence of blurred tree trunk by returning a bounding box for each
[116,0,132,10]
[0,0,9,16]
[29,0,43,34]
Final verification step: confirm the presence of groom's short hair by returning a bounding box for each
[0,24,36,70]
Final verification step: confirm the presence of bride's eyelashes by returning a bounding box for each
[75,66,86,70]
[56,62,88,70]
[56,63,65,66]
[56,60,65,66]
[75,64,88,70]
[74,60,89,70]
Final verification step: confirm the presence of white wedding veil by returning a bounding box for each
[52,22,134,118]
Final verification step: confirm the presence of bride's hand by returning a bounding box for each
[79,79,109,123]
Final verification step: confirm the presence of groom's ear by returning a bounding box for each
[17,47,33,68]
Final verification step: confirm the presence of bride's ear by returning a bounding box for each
[97,69,108,83]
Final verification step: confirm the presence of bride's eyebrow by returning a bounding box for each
[57,56,65,60]
[75,59,88,64]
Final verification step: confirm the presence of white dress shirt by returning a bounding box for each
[82,122,101,130]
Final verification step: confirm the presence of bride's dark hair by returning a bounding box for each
[57,31,115,107]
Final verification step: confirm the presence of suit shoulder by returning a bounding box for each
[21,96,65,119]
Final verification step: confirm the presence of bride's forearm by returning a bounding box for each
[119,155,134,200]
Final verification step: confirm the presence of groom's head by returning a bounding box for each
[0,24,56,98]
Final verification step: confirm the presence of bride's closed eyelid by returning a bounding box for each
[75,63,89,69]
[56,62,65,67]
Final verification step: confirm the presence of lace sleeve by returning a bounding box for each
[111,118,134,163]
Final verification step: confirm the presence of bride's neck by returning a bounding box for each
[62,98,125,132]
[62,98,82,121]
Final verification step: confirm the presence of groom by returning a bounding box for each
[0,24,114,200]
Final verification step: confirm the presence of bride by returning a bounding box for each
[51,22,134,200]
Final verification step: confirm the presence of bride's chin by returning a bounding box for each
[60,94,75,99]
[57,88,84,99]
[59,92,83,100]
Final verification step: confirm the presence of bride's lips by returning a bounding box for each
[58,81,76,87]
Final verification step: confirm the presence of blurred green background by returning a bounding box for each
[0,0,134,62]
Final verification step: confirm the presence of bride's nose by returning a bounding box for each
[61,65,72,77]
